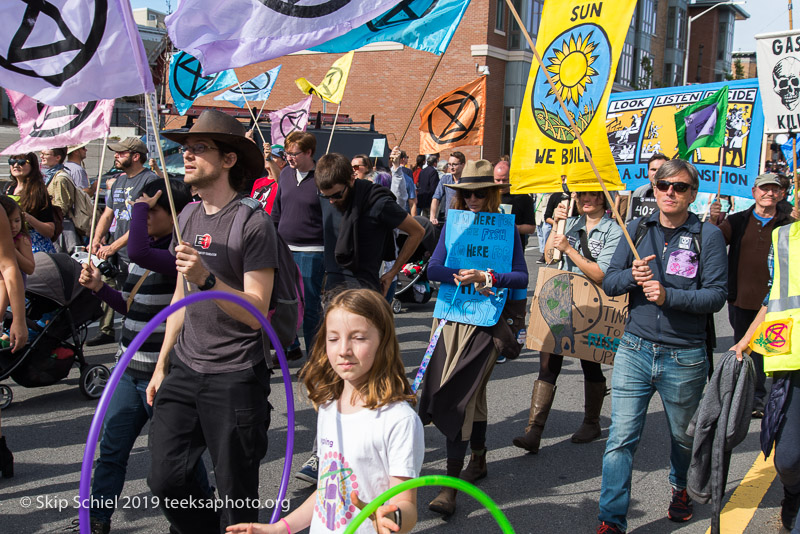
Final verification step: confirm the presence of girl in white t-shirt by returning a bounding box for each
[228,289,424,534]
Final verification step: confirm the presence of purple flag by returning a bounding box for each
[0,0,154,105]
[1,90,114,155]
[684,105,718,147]
[270,96,313,147]
[166,0,404,75]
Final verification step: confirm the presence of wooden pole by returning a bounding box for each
[144,95,183,243]
[552,196,575,262]
[236,80,260,129]
[703,148,725,222]
[87,133,109,261]
[325,104,341,155]
[505,0,641,260]
[398,52,446,147]
[760,133,769,173]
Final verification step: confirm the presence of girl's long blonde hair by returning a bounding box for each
[302,289,416,410]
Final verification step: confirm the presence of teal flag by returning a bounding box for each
[310,0,471,56]
[675,86,728,159]
[169,51,238,115]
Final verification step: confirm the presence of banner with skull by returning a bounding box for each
[756,30,800,133]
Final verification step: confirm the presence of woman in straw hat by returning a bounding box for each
[417,159,528,517]
[513,190,622,454]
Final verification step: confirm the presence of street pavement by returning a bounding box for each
[0,242,788,533]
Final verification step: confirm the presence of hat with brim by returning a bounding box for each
[753,172,782,189]
[67,142,89,154]
[160,110,265,178]
[445,159,505,190]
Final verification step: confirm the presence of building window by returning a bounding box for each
[616,41,635,87]
[666,6,686,50]
[640,0,656,35]
[637,50,652,89]
[495,0,504,31]
[507,0,543,50]
[717,15,733,62]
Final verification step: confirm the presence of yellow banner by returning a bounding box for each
[749,318,793,356]
[418,76,486,155]
[295,51,354,104]
[510,0,636,194]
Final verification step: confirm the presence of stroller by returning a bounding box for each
[0,253,107,409]
[391,216,439,314]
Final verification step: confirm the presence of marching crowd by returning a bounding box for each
[1,109,799,534]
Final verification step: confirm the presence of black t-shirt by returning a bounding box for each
[544,192,578,222]
[321,187,409,291]
[501,192,535,246]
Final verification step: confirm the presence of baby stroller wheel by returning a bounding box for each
[391,299,402,314]
[0,385,12,409]
[79,364,110,399]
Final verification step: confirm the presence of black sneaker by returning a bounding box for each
[667,488,693,522]
[597,521,625,534]
[86,333,115,346]
[90,517,111,534]
[781,488,800,530]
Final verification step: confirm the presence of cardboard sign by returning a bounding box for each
[369,137,386,158]
[527,268,629,365]
[145,92,159,158]
[629,196,657,220]
[433,209,516,327]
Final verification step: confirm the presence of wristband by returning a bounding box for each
[280,518,292,534]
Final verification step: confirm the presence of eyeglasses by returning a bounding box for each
[180,143,220,155]
[655,180,693,194]
[319,186,348,200]
[756,185,781,194]
[8,158,28,167]
[352,164,363,170]
[462,189,488,199]
[285,151,303,158]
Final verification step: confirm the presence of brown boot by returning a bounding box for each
[461,449,487,483]
[429,488,457,516]
[571,379,607,443]
[512,380,556,453]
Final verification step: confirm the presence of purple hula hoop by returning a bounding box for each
[78,290,295,533]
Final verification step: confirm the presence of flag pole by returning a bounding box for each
[253,98,269,128]
[505,0,640,260]
[144,95,183,243]
[236,80,261,130]
[703,148,725,222]
[399,52,446,147]
[87,133,109,263]
[325,103,341,155]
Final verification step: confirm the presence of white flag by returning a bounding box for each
[166,0,404,74]
[756,30,800,133]
[0,0,154,105]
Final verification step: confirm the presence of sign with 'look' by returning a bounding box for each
[433,209,515,327]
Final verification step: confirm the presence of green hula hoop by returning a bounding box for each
[342,475,515,533]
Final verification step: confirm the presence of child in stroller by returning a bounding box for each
[391,216,438,313]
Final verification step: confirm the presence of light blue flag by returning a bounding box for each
[781,139,800,171]
[214,65,282,108]
[169,51,238,115]
[310,0,471,56]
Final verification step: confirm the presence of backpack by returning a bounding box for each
[50,170,97,237]
[179,198,305,351]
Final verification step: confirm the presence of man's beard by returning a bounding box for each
[115,158,132,170]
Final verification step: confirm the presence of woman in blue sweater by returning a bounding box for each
[417,161,528,518]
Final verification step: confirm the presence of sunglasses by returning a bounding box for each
[318,186,348,200]
[655,180,693,194]
[8,158,28,167]
[180,143,219,155]
[462,189,488,199]
[352,165,363,170]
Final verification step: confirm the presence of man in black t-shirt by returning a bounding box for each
[494,161,535,246]
[146,110,277,532]
[315,153,424,295]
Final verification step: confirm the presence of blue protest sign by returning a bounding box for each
[433,210,516,327]
[606,78,764,198]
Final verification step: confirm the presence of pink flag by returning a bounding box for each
[1,90,114,155]
[269,96,313,147]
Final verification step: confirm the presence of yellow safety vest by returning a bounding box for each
[762,221,800,373]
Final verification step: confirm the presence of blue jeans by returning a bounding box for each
[291,251,324,352]
[598,332,708,531]
[91,372,209,523]
[536,222,552,253]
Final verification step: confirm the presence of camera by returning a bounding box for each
[97,260,119,279]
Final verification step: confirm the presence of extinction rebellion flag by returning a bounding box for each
[418,76,486,155]
[296,52,354,105]
[215,65,283,108]
[510,0,636,193]
[269,96,313,147]
[169,51,238,115]
[1,90,114,155]
[674,86,728,160]
[756,30,800,133]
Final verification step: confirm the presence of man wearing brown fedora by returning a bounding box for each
[145,110,278,533]
[89,137,159,346]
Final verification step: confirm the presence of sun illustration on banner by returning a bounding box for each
[532,24,611,144]
[546,33,599,106]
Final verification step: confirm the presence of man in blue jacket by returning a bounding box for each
[596,159,728,534]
